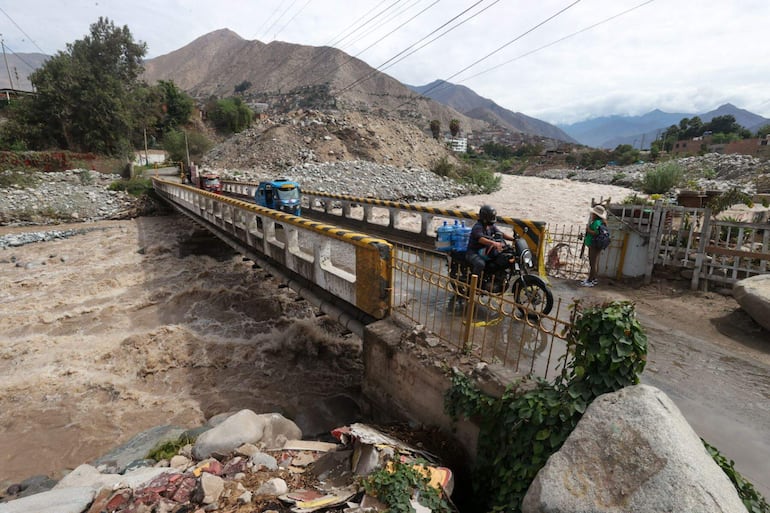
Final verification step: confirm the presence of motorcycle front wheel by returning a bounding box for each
[512,274,554,316]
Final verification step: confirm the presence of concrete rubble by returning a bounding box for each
[0,410,456,513]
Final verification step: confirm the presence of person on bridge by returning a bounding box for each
[466,204,516,284]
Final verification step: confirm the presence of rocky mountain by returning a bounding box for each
[141,29,488,136]
[408,79,577,143]
[560,103,770,149]
[0,52,48,90]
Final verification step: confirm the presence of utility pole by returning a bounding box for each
[184,130,191,170]
[143,128,149,167]
[1,35,14,91]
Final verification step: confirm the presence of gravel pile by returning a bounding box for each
[214,160,479,201]
[0,169,140,226]
[0,228,99,250]
[535,153,769,194]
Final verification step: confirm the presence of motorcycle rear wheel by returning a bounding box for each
[512,274,554,316]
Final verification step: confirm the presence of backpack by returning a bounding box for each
[593,224,611,249]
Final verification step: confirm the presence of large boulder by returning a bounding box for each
[192,410,302,460]
[733,274,770,332]
[522,384,745,513]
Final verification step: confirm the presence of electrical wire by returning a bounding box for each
[262,0,301,41]
[0,6,48,54]
[328,0,405,50]
[323,0,391,48]
[273,0,313,41]
[335,0,489,93]
[253,1,288,40]
[331,0,441,74]
[417,0,582,100]
[456,0,656,84]
[336,0,427,53]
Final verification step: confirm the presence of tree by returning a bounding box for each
[163,129,212,164]
[207,97,253,134]
[449,119,460,137]
[234,80,252,94]
[23,17,147,156]
[757,124,770,138]
[429,119,441,140]
[156,80,194,132]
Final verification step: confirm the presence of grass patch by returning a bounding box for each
[0,169,40,189]
[147,434,197,461]
[109,177,153,196]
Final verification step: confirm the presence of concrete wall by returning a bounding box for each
[361,319,481,464]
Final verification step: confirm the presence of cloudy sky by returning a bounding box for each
[2,0,769,125]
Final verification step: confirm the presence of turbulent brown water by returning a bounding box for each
[0,215,364,486]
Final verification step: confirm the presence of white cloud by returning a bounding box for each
[3,0,769,124]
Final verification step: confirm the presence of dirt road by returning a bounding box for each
[552,277,770,496]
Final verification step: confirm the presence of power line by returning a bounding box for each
[1,42,41,73]
[335,0,490,94]
[456,0,657,84]
[389,0,582,111]
[273,0,313,41]
[0,6,48,54]
[332,0,441,74]
[253,1,287,40]
[328,0,406,50]
[262,0,301,41]
[434,0,582,91]
[336,0,427,53]
[322,0,391,48]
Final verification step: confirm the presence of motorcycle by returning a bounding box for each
[447,231,554,316]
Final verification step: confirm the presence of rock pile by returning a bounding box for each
[535,153,770,194]
[0,410,453,513]
[216,160,478,201]
[202,109,457,175]
[0,169,141,226]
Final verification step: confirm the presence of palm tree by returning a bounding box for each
[429,119,441,140]
[449,119,460,137]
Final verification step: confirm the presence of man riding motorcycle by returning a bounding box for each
[466,204,516,284]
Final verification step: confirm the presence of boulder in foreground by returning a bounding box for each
[522,384,745,513]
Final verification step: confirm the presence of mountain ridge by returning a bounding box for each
[408,79,576,143]
[559,103,770,149]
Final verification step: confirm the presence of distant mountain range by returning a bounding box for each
[407,80,576,143]
[557,104,770,149]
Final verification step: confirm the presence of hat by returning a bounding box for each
[591,205,607,220]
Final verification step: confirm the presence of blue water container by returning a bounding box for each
[452,221,471,252]
[435,221,455,252]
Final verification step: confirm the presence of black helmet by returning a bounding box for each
[479,204,497,224]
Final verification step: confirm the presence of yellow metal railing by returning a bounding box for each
[391,244,571,380]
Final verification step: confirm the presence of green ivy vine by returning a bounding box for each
[445,299,648,512]
[362,457,452,513]
[703,440,770,513]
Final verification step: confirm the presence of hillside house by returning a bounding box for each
[671,134,770,157]
[134,149,168,166]
[444,136,467,153]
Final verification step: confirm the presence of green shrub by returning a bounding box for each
[461,167,501,193]
[0,169,40,189]
[109,177,153,196]
[642,162,683,194]
[147,434,197,461]
[362,457,451,513]
[431,156,456,178]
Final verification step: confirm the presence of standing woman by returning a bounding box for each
[581,205,607,287]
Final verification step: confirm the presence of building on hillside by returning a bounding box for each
[134,149,168,166]
[444,136,467,153]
